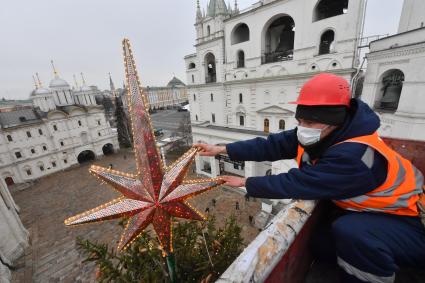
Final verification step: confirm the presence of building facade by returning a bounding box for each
[119,76,188,112]
[185,0,365,180]
[0,70,119,189]
[145,77,188,109]
[360,0,425,172]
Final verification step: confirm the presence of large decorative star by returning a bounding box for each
[64,39,223,255]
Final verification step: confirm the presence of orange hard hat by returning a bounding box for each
[290,73,351,107]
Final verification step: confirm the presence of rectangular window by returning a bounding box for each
[78,120,82,126]
[43,145,47,151]
[39,166,44,171]
[211,113,216,123]
[7,135,12,142]
[53,125,58,131]
[210,93,214,102]
[31,148,36,154]
[97,120,101,125]
[26,169,32,176]
[15,152,22,159]
[26,131,32,138]
[38,129,43,135]
[60,141,64,146]
[98,132,101,137]
[239,115,245,126]
[52,161,56,168]
[64,159,68,164]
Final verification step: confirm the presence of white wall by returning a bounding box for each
[361,28,425,141]
[398,0,425,33]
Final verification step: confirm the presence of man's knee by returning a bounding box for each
[332,213,365,244]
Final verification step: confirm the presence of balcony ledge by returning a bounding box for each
[218,200,316,282]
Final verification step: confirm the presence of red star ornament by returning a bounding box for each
[64,39,223,255]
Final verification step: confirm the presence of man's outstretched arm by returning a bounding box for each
[225,129,298,162]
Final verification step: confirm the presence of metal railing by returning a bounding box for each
[205,74,217,83]
[261,51,294,64]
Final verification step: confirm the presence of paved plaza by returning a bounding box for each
[10,147,260,282]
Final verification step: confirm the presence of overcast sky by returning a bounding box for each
[0,0,403,100]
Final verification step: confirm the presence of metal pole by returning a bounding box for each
[166,253,177,283]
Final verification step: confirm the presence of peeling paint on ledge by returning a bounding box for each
[217,200,317,283]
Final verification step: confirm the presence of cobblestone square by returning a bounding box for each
[11,148,260,282]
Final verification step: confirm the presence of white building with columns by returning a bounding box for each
[0,69,119,190]
[185,0,365,180]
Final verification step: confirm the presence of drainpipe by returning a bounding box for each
[351,56,366,97]
[351,0,368,96]
[352,0,368,70]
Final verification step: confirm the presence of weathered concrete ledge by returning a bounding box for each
[217,200,316,283]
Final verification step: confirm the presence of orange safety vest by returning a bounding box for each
[296,132,425,216]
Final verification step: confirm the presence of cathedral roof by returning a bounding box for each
[49,76,70,88]
[81,85,92,92]
[207,0,229,17]
[32,87,51,96]
[0,108,42,128]
[167,76,185,87]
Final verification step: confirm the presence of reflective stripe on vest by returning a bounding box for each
[296,132,424,216]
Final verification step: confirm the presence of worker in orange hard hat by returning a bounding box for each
[195,73,425,283]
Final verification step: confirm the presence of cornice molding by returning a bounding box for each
[367,42,425,61]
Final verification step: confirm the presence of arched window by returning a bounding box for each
[196,115,198,121]
[313,0,349,22]
[319,30,335,55]
[262,15,295,64]
[279,119,285,130]
[231,23,250,44]
[193,94,196,101]
[6,135,12,142]
[207,25,211,36]
[264,119,270,133]
[376,69,405,111]
[237,50,245,68]
[239,93,243,103]
[188,62,196,69]
[192,74,195,83]
[205,53,216,83]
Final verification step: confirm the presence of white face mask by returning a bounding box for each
[297,125,329,146]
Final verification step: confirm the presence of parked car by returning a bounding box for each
[177,105,190,112]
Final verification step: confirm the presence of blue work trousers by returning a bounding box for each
[311,205,425,283]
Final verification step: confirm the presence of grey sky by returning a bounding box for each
[0,0,403,100]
